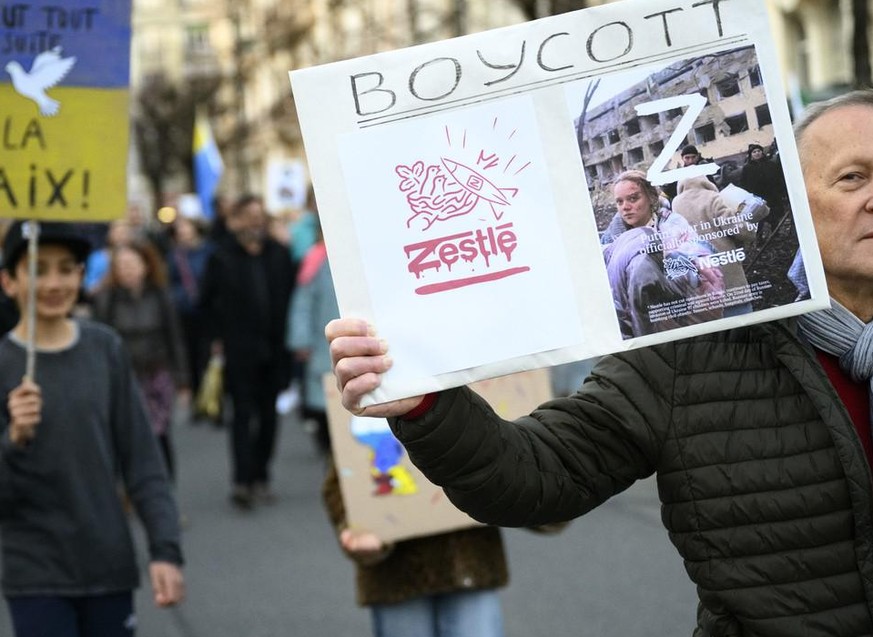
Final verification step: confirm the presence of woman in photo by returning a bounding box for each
[601,170,722,338]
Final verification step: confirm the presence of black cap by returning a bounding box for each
[2,221,91,272]
[680,144,699,156]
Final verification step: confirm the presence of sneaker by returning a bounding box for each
[230,485,254,510]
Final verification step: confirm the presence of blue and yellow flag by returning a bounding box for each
[193,110,223,220]
[0,0,131,221]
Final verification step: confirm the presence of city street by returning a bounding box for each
[0,406,696,637]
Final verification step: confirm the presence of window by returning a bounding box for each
[649,140,664,157]
[755,104,772,128]
[749,66,762,88]
[625,118,641,136]
[640,114,660,131]
[585,165,598,184]
[715,76,741,99]
[591,136,604,151]
[610,155,624,174]
[186,24,210,52]
[627,146,644,164]
[725,113,748,135]
[607,129,621,144]
[695,123,716,143]
[666,108,683,119]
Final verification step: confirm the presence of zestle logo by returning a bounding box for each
[396,119,532,296]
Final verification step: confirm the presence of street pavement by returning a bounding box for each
[0,406,697,637]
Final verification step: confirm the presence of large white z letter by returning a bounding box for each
[635,94,718,186]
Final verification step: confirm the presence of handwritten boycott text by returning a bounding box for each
[350,0,729,117]
[403,222,528,295]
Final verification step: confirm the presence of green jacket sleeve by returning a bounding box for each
[389,346,675,527]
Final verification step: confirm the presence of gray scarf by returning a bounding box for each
[796,298,873,403]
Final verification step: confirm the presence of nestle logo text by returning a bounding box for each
[403,222,529,295]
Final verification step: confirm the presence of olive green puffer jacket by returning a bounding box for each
[390,321,873,636]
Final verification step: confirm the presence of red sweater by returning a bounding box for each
[816,350,873,469]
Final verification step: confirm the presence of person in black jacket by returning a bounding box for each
[200,194,295,509]
[326,91,873,635]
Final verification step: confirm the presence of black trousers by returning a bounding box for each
[180,311,211,396]
[226,357,282,486]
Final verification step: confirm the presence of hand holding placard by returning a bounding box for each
[327,318,425,417]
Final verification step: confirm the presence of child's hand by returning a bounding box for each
[7,378,41,447]
[149,561,185,607]
[339,527,393,566]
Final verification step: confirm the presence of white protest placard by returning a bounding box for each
[291,0,829,405]
[265,158,308,214]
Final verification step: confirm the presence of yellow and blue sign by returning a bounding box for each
[0,1,130,221]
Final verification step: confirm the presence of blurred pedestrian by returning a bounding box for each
[126,203,170,257]
[167,217,213,410]
[208,193,233,244]
[83,219,133,298]
[200,194,295,509]
[280,186,321,416]
[0,221,184,637]
[287,220,339,456]
[288,186,319,266]
[93,241,189,482]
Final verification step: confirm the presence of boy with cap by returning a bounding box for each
[0,221,184,637]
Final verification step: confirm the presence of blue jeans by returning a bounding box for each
[371,589,504,637]
[6,592,135,637]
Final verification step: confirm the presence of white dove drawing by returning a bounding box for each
[4,47,77,117]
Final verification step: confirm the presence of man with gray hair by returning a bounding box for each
[328,90,873,635]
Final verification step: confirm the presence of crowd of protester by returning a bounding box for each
[0,134,791,637]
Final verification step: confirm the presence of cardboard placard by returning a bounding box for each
[324,368,554,542]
